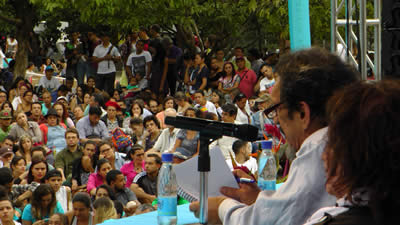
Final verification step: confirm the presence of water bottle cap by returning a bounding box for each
[161,153,173,162]
[260,140,273,149]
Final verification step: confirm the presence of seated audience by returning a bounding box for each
[53,102,75,128]
[0,110,13,143]
[193,90,217,115]
[101,101,123,132]
[76,106,110,143]
[155,96,175,129]
[174,92,191,116]
[148,108,179,153]
[54,128,82,182]
[65,192,94,225]
[142,116,161,151]
[0,147,14,168]
[71,141,96,193]
[29,102,46,125]
[45,170,71,212]
[10,156,27,184]
[21,184,64,225]
[97,141,126,170]
[120,144,145,188]
[93,197,117,224]
[106,170,140,215]
[94,184,116,201]
[87,159,112,196]
[9,112,42,145]
[39,108,67,154]
[170,108,199,162]
[225,140,257,174]
[131,153,161,204]
[209,104,239,160]
[21,159,48,185]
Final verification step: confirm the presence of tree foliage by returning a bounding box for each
[1,0,337,77]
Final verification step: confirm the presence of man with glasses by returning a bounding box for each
[0,110,12,142]
[190,48,360,225]
[98,141,126,170]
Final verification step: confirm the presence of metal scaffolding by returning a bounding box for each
[331,0,382,80]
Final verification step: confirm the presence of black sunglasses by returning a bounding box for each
[263,102,283,119]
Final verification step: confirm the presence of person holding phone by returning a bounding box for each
[21,184,64,225]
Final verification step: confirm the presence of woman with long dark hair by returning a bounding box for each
[66,192,94,225]
[10,156,27,184]
[184,53,209,94]
[218,62,240,100]
[22,158,48,184]
[21,184,64,225]
[120,144,145,187]
[304,80,400,224]
[16,89,33,117]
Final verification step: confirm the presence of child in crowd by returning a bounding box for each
[45,169,71,212]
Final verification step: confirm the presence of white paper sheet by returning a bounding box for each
[174,146,239,200]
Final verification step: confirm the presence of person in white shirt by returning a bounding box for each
[38,65,60,93]
[225,140,257,174]
[189,48,359,225]
[147,108,179,154]
[209,103,240,160]
[193,90,217,115]
[92,31,121,96]
[126,39,152,80]
[234,93,250,124]
[0,48,6,70]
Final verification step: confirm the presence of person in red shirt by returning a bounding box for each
[236,57,257,98]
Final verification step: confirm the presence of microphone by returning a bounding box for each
[165,116,259,142]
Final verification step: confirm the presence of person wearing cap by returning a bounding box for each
[92,31,121,96]
[39,108,67,154]
[230,46,252,71]
[0,147,14,168]
[101,100,123,132]
[250,94,275,140]
[38,65,61,93]
[235,55,257,98]
[0,109,12,143]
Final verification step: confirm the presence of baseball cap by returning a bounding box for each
[0,109,12,120]
[0,147,14,158]
[235,56,245,61]
[255,94,272,103]
[56,96,68,102]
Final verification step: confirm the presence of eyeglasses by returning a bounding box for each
[264,102,283,119]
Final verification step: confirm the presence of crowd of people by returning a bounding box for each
[0,25,398,225]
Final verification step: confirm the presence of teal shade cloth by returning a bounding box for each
[288,0,311,51]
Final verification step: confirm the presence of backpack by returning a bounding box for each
[111,127,133,153]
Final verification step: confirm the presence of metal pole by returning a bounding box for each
[331,0,337,53]
[199,172,208,224]
[374,0,382,80]
[359,0,368,80]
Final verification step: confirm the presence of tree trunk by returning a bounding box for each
[13,0,37,79]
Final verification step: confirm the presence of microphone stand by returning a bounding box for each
[198,127,221,225]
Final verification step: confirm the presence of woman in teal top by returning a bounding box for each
[21,184,64,225]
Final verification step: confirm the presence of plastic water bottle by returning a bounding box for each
[258,140,277,191]
[157,153,177,225]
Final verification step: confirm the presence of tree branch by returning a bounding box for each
[0,13,21,25]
